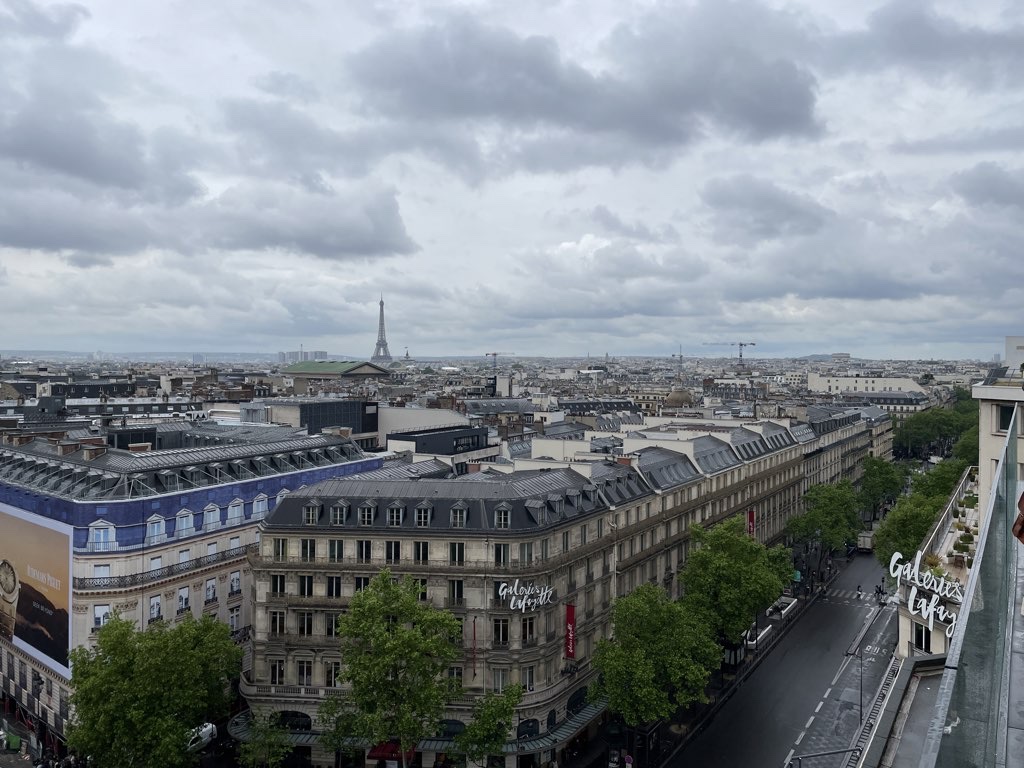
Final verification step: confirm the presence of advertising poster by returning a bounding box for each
[0,501,73,677]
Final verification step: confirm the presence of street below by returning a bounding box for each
[668,554,895,768]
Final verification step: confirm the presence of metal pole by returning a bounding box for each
[859,649,864,725]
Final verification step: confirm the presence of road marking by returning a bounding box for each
[824,687,832,698]
[795,731,805,745]
[784,748,794,766]
[805,716,814,729]
[815,701,823,713]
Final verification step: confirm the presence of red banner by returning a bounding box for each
[747,508,755,537]
[565,604,576,659]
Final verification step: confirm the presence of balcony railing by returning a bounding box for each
[74,544,255,590]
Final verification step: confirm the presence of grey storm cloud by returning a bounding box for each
[590,206,678,243]
[252,71,321,104]
[701,175,834,243]
[346,8,821,173]
[0,0,88,39]
[951,162,1024,209]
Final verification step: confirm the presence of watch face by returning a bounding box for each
[0,561,16,594]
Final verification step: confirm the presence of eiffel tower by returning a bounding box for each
[370,295,393,363]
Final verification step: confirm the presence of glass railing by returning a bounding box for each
[921,408,1017,767]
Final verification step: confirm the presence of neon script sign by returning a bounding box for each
[889,551,963,638]
[498,580,554,613]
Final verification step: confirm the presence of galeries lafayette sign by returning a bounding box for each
[498,580,554,613]
[889,551,963,638]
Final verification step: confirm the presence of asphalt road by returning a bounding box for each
[669,554,894,768]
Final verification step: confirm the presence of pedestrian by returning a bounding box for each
[857,584,862,599]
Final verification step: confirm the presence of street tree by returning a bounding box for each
[858,458,905,520]
[325,570,461,768]
[68,614,242,768]
[873,493,944,568]
[318,693,360,768]
[952,424,979,464]
[591,584,719,725]
[679,517,792,648]
[454,684,524,767]
[239,713,292,768]
[788,480,862,557]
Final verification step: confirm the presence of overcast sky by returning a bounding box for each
[1,0,1022,361]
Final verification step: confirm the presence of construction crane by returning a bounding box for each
[703,341,757,361]
[484,352,515,370]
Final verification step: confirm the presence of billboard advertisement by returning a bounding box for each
[0,501,73,677]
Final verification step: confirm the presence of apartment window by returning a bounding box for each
[253,495,269,519]
[327,575,343,598]
[519,542,533,564]
[914,622,932,653]
[416,506,432,527]
[330,504,347,526]
[580,524,588,546]
[303,505,318,525]
[329,540,344,562]
[355,576,370,592]
[204,578,216,603]
[146,518,164,541]
[493,667,509,693]
[270,611,286,634]
[541,538,549,560]
[149,555,162,571]
[271,574,286,595]
[449,542,465,565]
[522,664,535,692]
[176,511,193,537]
[493,617,509,647]
[597,518,604,538]
[495,508,510,529]
[386,541,401,564]
[229,606,240,632]
[326,661,342,688]
[448,666,463,688]
[387,506,404,527]
[494,543,510,567]
[521,615,535,644]
[93,564,110,579]
[326,613,339,638]
[297,659,312,687]
[414,541,429,564]
[270,659,285,685]
[227,500,243,524]
[562,531,570,553]
[229,571,241,595]
[203,505,219,530]
[301,538,316,562]
[93,604,110,629]
[177,587,190,614]
[359,505,374,526]
[229,535,240,550]
[357,540,372,563]
[91,526,112,552]
[207,542,217,557]
[178,548,190,564]
[297,611,313,636]
[273,538,288,561]
[999,404,1015,432]
[450,507,466,529]
[298,575,314,597]
[418,578,428,601]
[448,580,464,606]
[149,595,161,620]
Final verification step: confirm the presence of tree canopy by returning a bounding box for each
[319,570,461,768]
[590,584,719,726]
[858,458,906,519]
[68,614,242,768]
[787,480,862,553]
[239,713,292,768]
[454,684,524,766]
[679,517,792,647]
[894,390,977,460]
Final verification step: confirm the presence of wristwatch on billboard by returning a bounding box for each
[0,559,19,640]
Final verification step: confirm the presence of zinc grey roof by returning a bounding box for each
[632,447,701,489]
[789,422,818,444]
[543,421,588,439]
[353,458,454,481]
[691,434,741,474]
[462,398,536,415]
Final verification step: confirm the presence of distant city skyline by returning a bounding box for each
[1,1,1022,360]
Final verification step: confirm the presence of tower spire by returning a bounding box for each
[371,295,393,363]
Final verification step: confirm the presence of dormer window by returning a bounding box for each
[450,505,467,529]
[387,504,405,527]
[330,503,348,526]
[303,504,320,525]
[359,504,375,526]
[176,510,194,537]
[415,504,432,528]
[495,504,511,530]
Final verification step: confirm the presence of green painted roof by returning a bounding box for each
[282,360,375,374]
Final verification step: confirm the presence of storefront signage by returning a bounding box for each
[889,551,962,638]
[565,604,576,659]
[498,580,554,613]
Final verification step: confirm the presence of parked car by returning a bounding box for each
[187,723,217,752]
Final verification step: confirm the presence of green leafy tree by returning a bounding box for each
[239,713,292,768]
[679,517,792,647]
[788,481,862,555]
[873,493,943,568]
[911,459,969,500]
[590,584,719,725]
[329,570,461,768]
[454,684,524,767]
[68,614,242,768]
[858,458,905,519]
[952,424,979,464]
[318,693,361,768]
